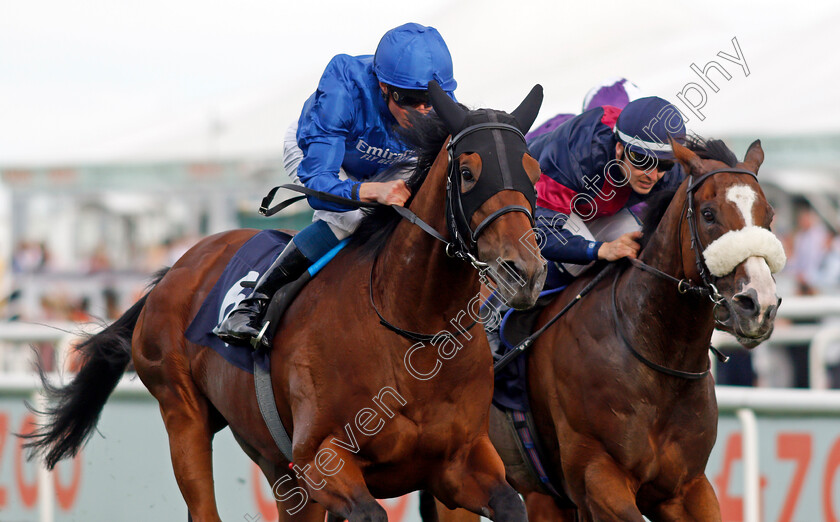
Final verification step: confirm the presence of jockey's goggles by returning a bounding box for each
[626,149,674,173]
[389,87,431,108]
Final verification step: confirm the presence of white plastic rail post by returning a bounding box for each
[809,325,840,390]
[736,408,759,522]
[34,389,55,522]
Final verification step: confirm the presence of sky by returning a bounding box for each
[2,0,838,164]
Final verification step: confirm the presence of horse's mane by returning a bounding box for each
[639,189,677,249]
[348,111,452,259]
[686,135,738,167]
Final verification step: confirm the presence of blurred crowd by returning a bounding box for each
[2,205,840,387]
[0,234,199,373]
[716,203,840,389]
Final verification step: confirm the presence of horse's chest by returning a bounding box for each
[628,414,717,490]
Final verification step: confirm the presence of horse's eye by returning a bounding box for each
[702,208,715,223]
[460,168,475,182]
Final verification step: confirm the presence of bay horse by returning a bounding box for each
[23,83,549,521]
[434,137,784,521]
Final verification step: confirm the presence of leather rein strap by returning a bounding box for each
[611,269,711,380]
[260,122,534,344]
[627,167,758,301]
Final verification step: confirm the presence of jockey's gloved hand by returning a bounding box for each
[360,179,411,206]
[598,231,642,261]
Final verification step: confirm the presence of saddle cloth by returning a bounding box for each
[491,285,565,412]
[185,230,292,373]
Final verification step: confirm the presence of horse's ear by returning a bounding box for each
[428,80,466,135]
[742,139,764,175]
[510,84,544,133]
[671,138,704,175]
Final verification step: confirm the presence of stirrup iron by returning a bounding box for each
[251,321,271,350]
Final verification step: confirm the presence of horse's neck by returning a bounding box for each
[375,159,480,330]
[621,194,716,370]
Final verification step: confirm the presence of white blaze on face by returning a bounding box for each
[725,184,778,319]
[743,256,778,315]
[726,184,757,227]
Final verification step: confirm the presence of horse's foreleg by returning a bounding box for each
[295,444,386,522]
[525,492,577,522]
[648,474,721,522]
[435,436,527,521]
[567,454,643,522]
[432,498,479,522]
[230,431,328,522]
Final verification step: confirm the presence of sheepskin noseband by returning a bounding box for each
[702,226,786,277]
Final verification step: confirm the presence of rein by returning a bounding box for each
[259,121,536,344]
[617,167,762,375]
[611,269,711,380]
[493,265,611,372]
[627,167,758,304]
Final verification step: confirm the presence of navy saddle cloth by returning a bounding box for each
[492,286,565,412]
[185,229,292,373]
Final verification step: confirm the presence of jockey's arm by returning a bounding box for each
[296,139,361,212]
[535,208,602,264]
[297,140,410,209]
[535,207,641,264]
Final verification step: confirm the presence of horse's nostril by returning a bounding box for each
[498,259,527,286]
[733,293,758,316]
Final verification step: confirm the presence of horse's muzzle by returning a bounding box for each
[489,257,546,310]
[720,291,781,348]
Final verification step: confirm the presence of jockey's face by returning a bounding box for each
[616,142,668,195]
[380,82,432,129]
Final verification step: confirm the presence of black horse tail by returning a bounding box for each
[22,267,169,470]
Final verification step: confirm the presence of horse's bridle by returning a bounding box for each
[259,120,536,272]
[372,120,538,342]
[443,120,537,268]
[614,166,759,379]
[630,167,759,305]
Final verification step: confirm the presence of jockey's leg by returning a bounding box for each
[434,436,527,521]
[216,220,339,345]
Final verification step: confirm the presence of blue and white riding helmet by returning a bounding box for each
[582,77,643,112]
[373,23,457,92]
[615,96,687,160]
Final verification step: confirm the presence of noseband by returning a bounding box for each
[444,121,537,268]
[684,167,759,302]
[630,167,759,304]
[612,167,760,379]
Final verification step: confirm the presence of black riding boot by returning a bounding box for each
[215,241,311,346]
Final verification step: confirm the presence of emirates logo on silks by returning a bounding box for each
[354,139,414,165]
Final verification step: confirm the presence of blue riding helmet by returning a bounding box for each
[373,23,457,92]
[615,96,687,160]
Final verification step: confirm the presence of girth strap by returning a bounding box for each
[254,358,294,461]
[508,409,565,500]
